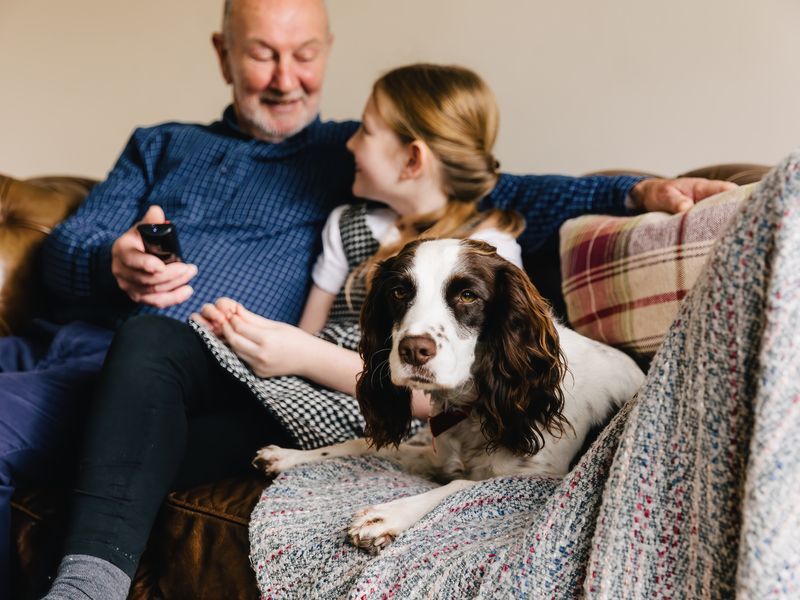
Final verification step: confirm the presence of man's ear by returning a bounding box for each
[212,32,233,84]
[400,141,427,181]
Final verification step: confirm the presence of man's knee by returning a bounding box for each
[114,315,188,344]
[103,316,211,402]
[110,315,197,359]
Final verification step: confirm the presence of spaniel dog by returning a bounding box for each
[254,238,644,552]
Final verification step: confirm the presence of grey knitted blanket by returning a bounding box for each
[249,150,800,599]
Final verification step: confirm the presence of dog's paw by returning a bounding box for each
[347,504,413,554]
[252,445,305,476]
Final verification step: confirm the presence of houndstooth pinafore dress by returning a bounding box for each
[190,203,378,450]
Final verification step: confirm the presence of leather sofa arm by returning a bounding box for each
[0,174,96,336]
[678,163,770,185]
[588,164,770,185]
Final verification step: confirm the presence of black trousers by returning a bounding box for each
[62,315,293,577]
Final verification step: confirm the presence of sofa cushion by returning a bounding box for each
[559,183,758,361]
[0,175,95,335]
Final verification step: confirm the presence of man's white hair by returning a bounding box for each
[221,0,330,42]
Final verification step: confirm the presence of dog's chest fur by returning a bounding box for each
[427,416,564,481]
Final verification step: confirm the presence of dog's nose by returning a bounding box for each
[398,335,437,366]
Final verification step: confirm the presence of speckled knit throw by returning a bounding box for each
[249,149,800,599]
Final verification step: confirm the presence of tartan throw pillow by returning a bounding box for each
[559,183,758,359]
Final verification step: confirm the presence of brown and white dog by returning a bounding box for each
[254,238,644,552]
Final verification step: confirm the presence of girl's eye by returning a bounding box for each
[459,290,478,303]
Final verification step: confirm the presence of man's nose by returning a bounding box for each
[270,58,298,92]
[398,335,437,366]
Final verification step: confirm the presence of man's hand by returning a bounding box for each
[111,205,198,308]
[630,177,737,213]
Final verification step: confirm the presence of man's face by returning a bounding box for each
[213,0,331,142]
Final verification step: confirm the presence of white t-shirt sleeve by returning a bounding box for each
[311,204,399,296]
[311,205,350,295]
[468,228,523,268]
[313,206,523,294]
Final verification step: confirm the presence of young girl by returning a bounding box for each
[191,63,525,448]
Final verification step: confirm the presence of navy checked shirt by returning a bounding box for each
[41,105,643,328]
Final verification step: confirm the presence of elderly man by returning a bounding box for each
[3,1,353,597]
[3,0,732,598]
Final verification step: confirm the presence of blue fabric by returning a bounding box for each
[40,106,361,328]
[0,321,114,597]
[484,172,642,253]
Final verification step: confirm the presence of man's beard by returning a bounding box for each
[238,97,317,142]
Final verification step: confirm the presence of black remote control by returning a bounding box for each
[137,222,183,264]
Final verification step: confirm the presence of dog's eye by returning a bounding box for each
[391,286,408,301]
[459,289,478,303]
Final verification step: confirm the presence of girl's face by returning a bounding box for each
[346,95,410,209]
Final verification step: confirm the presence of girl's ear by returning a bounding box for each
[400,141,427,181]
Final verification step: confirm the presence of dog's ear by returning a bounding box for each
[356,257,412,449]
[475,258,568,455]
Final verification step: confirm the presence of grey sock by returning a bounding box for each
[42,554,131,600]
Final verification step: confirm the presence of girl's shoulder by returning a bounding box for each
[321,202,399,250]
[324,201,394,225]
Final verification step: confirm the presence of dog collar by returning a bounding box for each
[428,407,472,438]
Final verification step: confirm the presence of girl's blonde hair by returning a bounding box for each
[348,63,524,297]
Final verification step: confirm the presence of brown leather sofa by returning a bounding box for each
[3,164,770,599]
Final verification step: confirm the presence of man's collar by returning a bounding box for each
[219,105,322,155]
[221,104,247,137]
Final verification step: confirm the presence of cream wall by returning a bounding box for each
[1,0,798,180]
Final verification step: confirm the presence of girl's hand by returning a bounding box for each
[191,299,234,337]
[194,297,314,378]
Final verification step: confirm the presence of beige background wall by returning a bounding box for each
[1,0,798,180]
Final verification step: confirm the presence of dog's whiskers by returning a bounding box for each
[368,358,391,388]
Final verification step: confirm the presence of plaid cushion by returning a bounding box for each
[559,183,758,359]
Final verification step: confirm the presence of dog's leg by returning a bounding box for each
[348,479,476,553]
[254,436,445,478]
[253,438,373,477]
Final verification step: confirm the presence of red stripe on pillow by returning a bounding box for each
[570,289,689,329]
[562,247,713,296]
